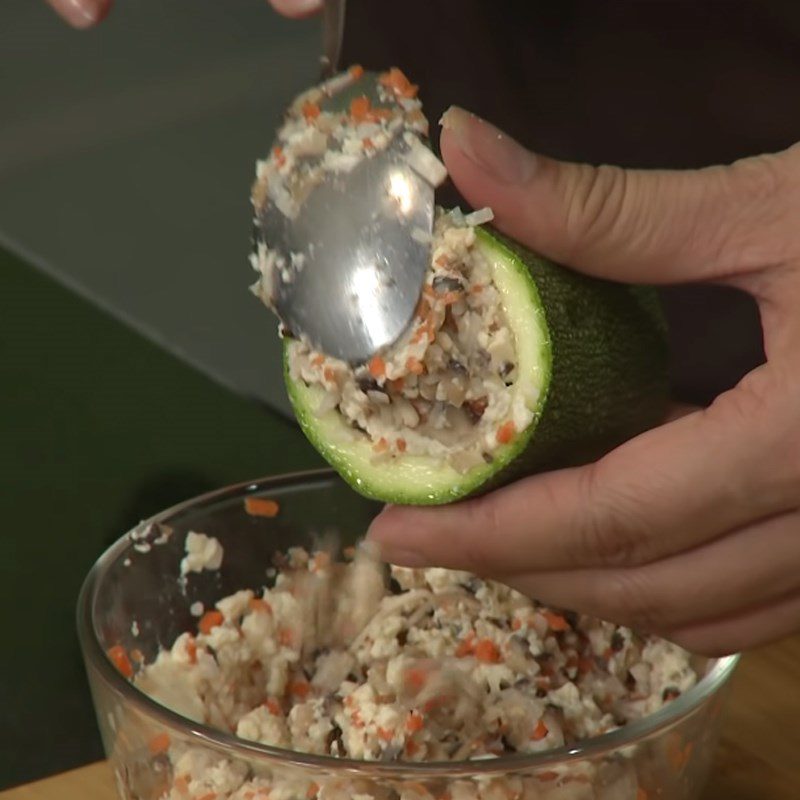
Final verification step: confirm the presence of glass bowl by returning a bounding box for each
[78,468,738,800]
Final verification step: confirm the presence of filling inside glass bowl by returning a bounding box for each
[111,535,700,799]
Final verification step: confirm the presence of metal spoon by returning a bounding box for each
[252,2,437,364]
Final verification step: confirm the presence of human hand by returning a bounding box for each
[46,0,321,29]
[368,105,800,657]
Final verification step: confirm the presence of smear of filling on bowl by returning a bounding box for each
[286,209,533,474]
[129,543,697,790]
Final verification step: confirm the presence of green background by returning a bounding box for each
[0,246,321,788]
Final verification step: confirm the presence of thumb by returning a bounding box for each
[440,106,793,284]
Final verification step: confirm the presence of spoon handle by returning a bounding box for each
[320,0,347,79]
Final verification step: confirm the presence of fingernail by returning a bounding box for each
[374,546,429,568]
[440,105,537,185]
[54,0,106,28]
[270,0,323,17]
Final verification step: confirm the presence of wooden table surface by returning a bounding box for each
[4,637,799,800]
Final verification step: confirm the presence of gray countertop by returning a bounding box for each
[0,1,322,417]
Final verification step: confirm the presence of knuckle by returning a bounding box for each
[716,150,800,267]
[561,164,634,257]
[461,495,503,575]
[711,373,800,505]
[603,570,665,633]
[571,464,648,568]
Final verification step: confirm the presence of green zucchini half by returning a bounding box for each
[284,219,668,505]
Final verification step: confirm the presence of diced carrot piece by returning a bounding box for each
[379,67,418,98]
[173,775,190,795]
[434,255,448,267]
[198,610,224,635]
[636,789,649,800]
[536,772,559,783]
[543,611,570,631]
[350,95,372,122]
[271,145,287,168]
[405,738,419,756]
[249,598,273,614]
[312,354,325,366]
[404,667,429,691]
[388,377,405,392]
[302,101,321,120]
[530,720,548,741]
[406,356,425,375]
[377,727,394,742]
[470,284,484,294]
[362,137,374,150]
[511,618,522,631]
[406,710,424,733]
[265,697,283,716]
[368,355,386,378]
[396,438,407,453]
[130,648,145,663]
[455,632,475,658]
[422,694,448,713]
[474,639,502,663]
[244,496,280,518]
[107,645,134,679]
[496,420,517,444]
[373,437,389,453]
[349,64,364,79]
[306,784,319,799]
[278,627,294,647]
[323,366,336,383]
[148,732,171,756]
[289,679,311,699]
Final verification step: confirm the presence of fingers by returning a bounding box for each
[268,0,323,18]
[369,375,800,576]
[503,508,800,635]
[46,0,111,28]
[671,590,800,657]
[48,0,321,26]
[439,106,798,284]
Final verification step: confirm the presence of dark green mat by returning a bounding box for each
[0,248,321,788]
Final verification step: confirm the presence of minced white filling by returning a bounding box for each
[128,546,697,800]
[288,212,534,473]
[180,532,224,576]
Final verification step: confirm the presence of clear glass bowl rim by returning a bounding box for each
[77,467,740,778]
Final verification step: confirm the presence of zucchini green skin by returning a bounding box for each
[284,225,669,505]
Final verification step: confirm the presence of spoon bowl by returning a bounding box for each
[251,69,440,363]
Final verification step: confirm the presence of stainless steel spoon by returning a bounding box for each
[252,1,437,364]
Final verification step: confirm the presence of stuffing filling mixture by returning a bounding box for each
[287,210,534,473]
[120,539,699,800]
[249,65,440,292]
